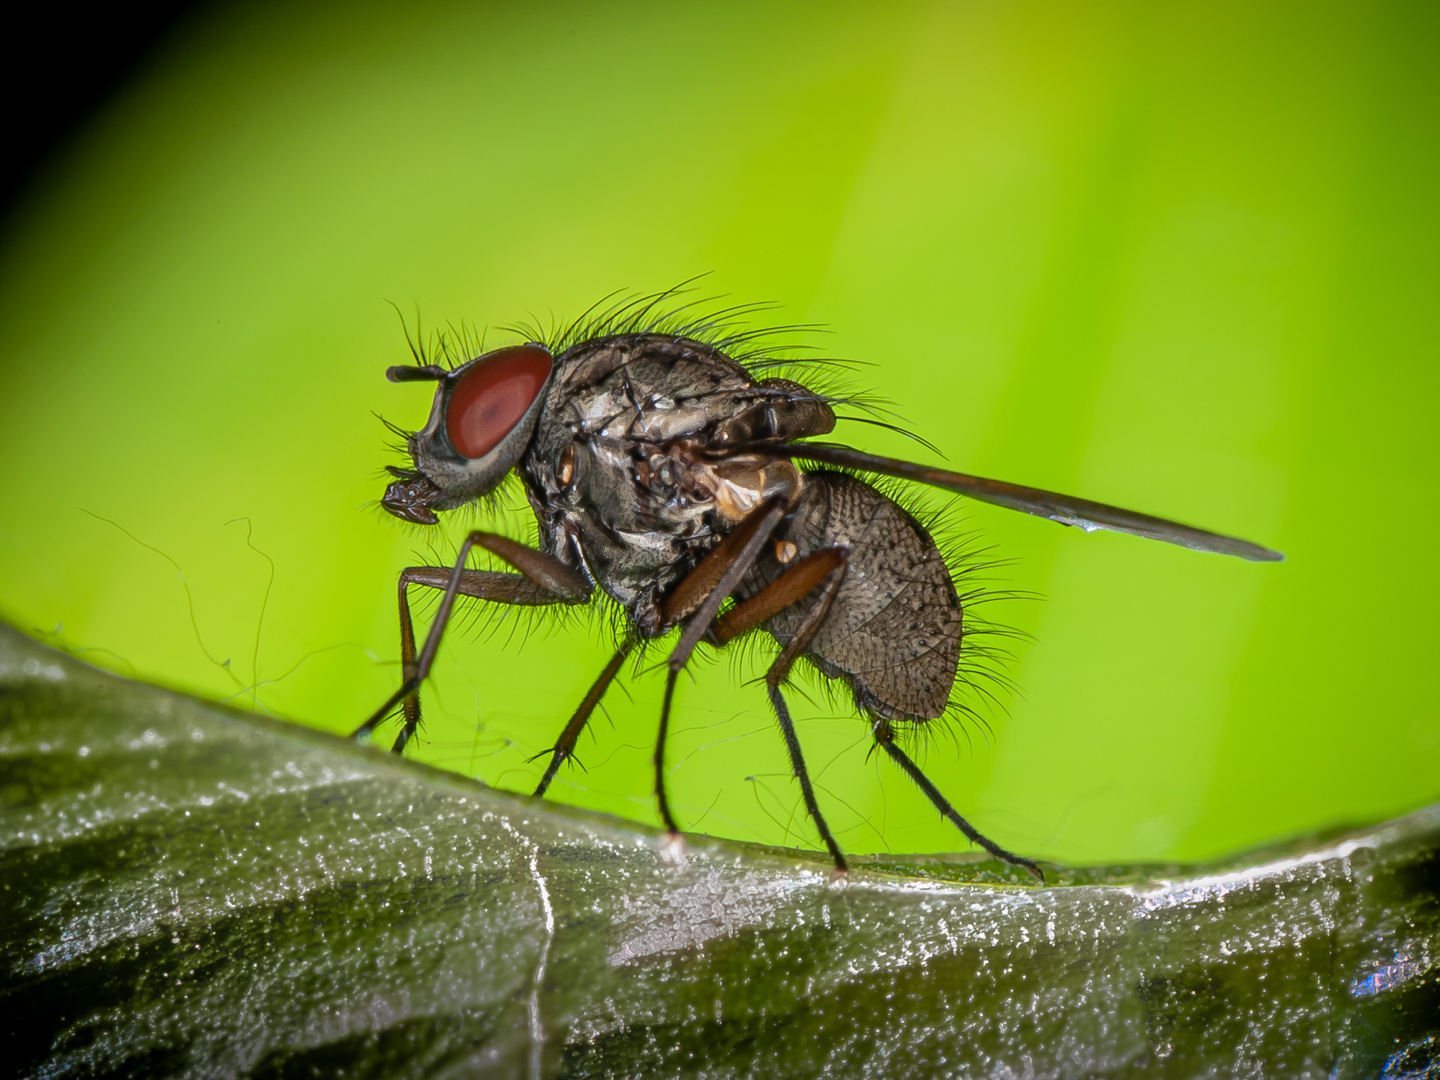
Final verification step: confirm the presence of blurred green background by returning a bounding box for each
[1,0,1436,865]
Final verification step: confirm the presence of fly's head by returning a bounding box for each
[381,344,554,524]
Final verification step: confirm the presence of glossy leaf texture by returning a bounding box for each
[1,623,1436,1079]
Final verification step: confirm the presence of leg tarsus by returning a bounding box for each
[658,830,688,866]
[533,647,629,797]
[875,721,1044,882]
[353,675,420,740]
[768,683,847,872]
[654,669,682,834]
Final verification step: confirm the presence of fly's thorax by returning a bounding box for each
[565,439,804,545]
[535,334,835,454]
[709,377,836,446]
[520,429,809,633]
[513,332,834,632]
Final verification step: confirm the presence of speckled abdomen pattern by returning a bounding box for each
[767,471,962,722]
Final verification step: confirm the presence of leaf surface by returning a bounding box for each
[1,625,1436,1078]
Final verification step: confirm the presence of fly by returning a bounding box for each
[356,295,1283,881]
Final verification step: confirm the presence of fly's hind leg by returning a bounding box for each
[355,532,591,753]
[872,720,1045,882]
[711,547,851,871]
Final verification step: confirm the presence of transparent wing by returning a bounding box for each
[775,443,1283,563]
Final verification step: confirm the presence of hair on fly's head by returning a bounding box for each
[374,412,413,458]
[385,300,505,372]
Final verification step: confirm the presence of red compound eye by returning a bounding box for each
[445,345,552,459]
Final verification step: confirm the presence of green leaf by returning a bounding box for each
[2,623,1436,1078]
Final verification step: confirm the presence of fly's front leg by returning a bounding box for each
[653,496,790,838]
[872,719,1044,882]
[710,547,850,871]
[355,532,591,753]
[356,566,556,753]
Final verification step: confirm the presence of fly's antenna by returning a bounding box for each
[387,364,449,382]
[385,300,452,380]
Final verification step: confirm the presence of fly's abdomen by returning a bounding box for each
[760,471,962,722]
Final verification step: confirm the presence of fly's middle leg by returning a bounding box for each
[652,496,790,837]
[531,645,630,796]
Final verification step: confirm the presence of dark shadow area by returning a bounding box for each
[3,1,206,223]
